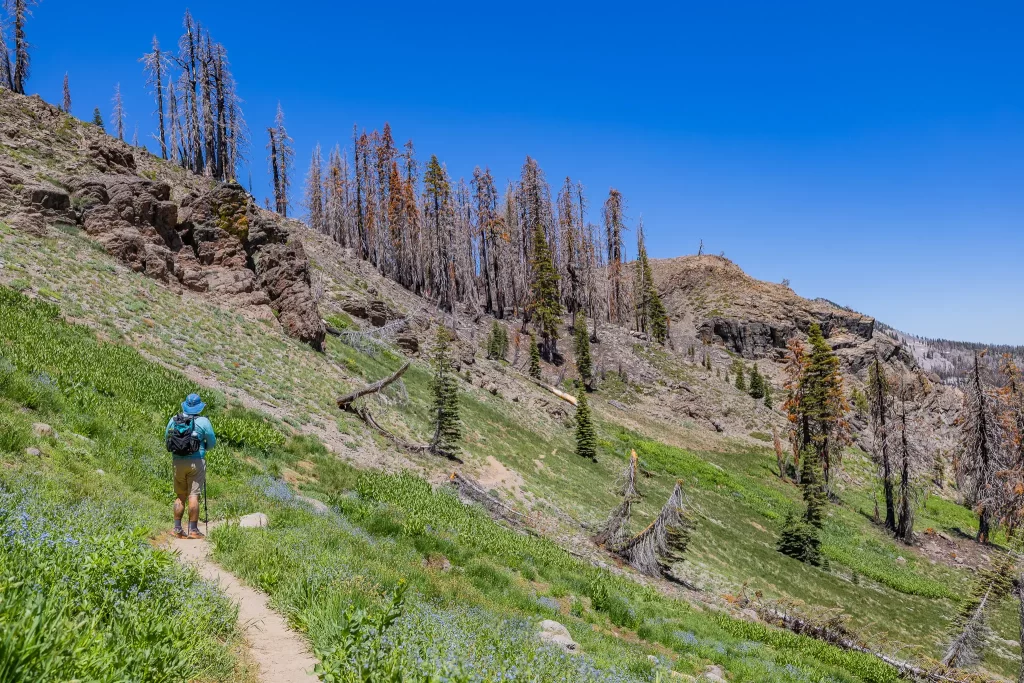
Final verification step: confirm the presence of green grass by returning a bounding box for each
[0,283,906,681]
[0,287,254,682]
[212,468,901,682]
[0,223,1017,679]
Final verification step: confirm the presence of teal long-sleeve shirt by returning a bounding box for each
[165,415,216,457]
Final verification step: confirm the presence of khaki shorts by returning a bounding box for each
[173,457,206,500]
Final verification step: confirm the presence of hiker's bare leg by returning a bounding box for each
[174,496,186,524]
[188,494,200,524]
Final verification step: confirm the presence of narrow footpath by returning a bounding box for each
[170,524,318,683]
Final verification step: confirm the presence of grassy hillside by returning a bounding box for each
[0,267,898,681]
[0,219,1017,680]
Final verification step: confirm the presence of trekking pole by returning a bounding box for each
[203,478,209,536]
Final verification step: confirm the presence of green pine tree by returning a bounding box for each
[649,294,669,345]
[777,447,826,565]
[575,385,597,461]
[799,323,849,489]
[429,326,462,457]
[529,221,562,360]
[748,364,765,399]
[735,364,746,391]
[850,387,869,415]
[574,312,593,390]
[799,448,828,529]
[764,383,774,409]
[634,225,669,344]
[91,107,105,132]
[486,321,508,360]
[528,332,541,380]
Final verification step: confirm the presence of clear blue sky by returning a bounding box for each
[19,0,1024,344]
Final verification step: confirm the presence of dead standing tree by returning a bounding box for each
[6,0,37,95]
[956,351,1001,544]
[868,356,897,533]
[61,71,70,113]
[110,83,126,141]
[141,36,170,159]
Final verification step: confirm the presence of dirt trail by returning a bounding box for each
[170,528,318,683]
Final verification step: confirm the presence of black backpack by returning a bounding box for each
[166,413,201,456]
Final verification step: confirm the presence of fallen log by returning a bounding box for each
[336,363,463,463]
[757,606,981,683]
[448,472,526,526]
[337,362,410,410]
[522,375,577,406]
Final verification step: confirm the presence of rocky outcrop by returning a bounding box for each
[338,296,400,327]
[69,175,178,281]
[0,90,324,350]
[697,310,875,360]
[697,318,794,358]
[172,182,326,350]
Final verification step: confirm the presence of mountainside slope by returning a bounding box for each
[2,87,1022,680]
[651,254,963,458]
[0,90,324,348]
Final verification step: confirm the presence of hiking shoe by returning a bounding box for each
[173,528,187,539]
[187,529,205,540]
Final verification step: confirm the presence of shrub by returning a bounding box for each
[216,409,286,451]
[0,486,240,682]
[0,414,29,454]
[777,512,821,566]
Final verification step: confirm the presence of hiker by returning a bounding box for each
[165,393,216,539]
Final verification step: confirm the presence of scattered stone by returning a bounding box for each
[31,422,54,438]
[739,608,759,622]
[895,556,906,565]
[700,665,727,682]
[538,619,581,654]
[96,468,105,475]
[423,554,452,572]
[24,447,41,456]
[296,494,329,514]
[238,512,269,528]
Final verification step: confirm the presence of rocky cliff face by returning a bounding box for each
[650,253,961,454]
[652,255,876,359]
[0,90,324,351]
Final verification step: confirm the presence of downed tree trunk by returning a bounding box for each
[522,375,577,406]
[337,362,410,410]
[757,606,983,683]
[336,362,462,463]
[448,472,526,526]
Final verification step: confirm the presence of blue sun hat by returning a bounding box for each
[182,393,206,415]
